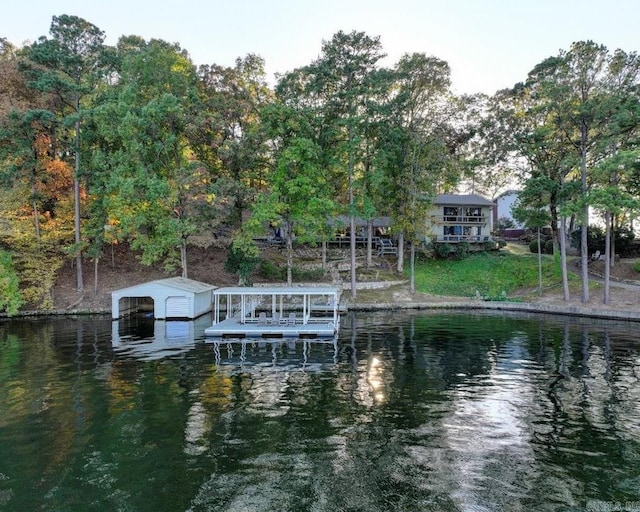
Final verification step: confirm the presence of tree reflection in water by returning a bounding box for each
[0,312,639,511]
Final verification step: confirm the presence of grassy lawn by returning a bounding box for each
[411,245,577,299]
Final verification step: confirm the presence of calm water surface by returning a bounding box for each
[1,311,640,511]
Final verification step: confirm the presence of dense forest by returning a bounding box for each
[1,15,639,314]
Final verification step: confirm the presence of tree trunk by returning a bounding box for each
[603,210,611,304]
[348,122,357,299]
[579,124,589,303]
[397,232,404,273]
[558,218,570,301]
[537,227,543,296]
[610,214,616,268]
[366,220,373,268]
[349,214,356,298]
[31,176,41,239]
[181,238,188,278]
[410,242,415,294]
[74,94,84,291]
[94,258,99,294]
[322,241,327,269]
[286,222,293,286]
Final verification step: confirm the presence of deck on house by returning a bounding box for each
[204,286,341,338]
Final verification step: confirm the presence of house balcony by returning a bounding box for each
[436,235,492,244]
[431,215,488,225]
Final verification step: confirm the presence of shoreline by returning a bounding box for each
[5,297,640,323]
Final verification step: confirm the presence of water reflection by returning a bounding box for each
[111,315,212,361]
[1,312,639,511]
[207,337,339,369]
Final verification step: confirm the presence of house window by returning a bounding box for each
[444,207,458,222]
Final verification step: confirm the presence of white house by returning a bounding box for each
[493,190,524,228]
[111,277,216,319]
[426,194,495,243]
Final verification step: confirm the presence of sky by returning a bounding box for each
[3,0,639,95]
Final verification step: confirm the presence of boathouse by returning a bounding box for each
[111,277,217,320]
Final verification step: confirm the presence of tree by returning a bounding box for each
[248,137,336,284]
[192,54,273,229]
[23,15,109,290]
[295,30,387,299]
[543,42,640,302]
[380,53,465,287]
[512,180,554,297]
[491,42,640,303]
[491,82,578,302]
[90,38,205,276]
[0,38,41,117]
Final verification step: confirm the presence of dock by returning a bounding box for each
[204,286,341,338]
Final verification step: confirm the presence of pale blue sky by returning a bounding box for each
[4,0,639,94]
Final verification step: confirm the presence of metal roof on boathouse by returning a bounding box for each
[111,277,217,320]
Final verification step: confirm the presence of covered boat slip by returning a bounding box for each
[204,286,341,338]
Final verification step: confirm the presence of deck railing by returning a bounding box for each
[436,235,491,243]
[432,215,488,225]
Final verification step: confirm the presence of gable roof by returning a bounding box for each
[113,277,216,296]
[434,194,495,207]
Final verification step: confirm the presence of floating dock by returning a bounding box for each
[204,286,341,338]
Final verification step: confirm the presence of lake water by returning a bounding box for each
[1,311,640,512]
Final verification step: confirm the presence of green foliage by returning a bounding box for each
[224,244,260,286]
[544,239,554,255]
[496,216,516,230]
[454,242,470,260]
[529,240,542,253]
[0,250,24,315]
[433,242,472,260]
[632,260,640,273]
[10,239,63,311]
[433,243,454,259]
[570,225,635,256]
[257,259,281,280]
[527,238,554,255]
[529,238,554,254]
[482,240,500,251]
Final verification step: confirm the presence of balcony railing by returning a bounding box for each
[436,235,491,243]
[432,215,488,225]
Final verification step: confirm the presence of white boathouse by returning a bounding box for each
[204,286,341,338]
[111,277,217,320]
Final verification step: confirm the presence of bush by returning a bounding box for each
[633,260,640,273]
[455,242,470,260]
[0,250,24,315]
[258,259,283,280]
[225,244,259,285]
[434,243,454,259]
[529,238,554,254]
[529,240,542,253]
[570,225,635,256]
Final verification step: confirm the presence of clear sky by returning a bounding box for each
[3,0,639,95]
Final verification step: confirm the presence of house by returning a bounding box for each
[111,277,217,320]
[426,194,494,243]
[493,190,524,229]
